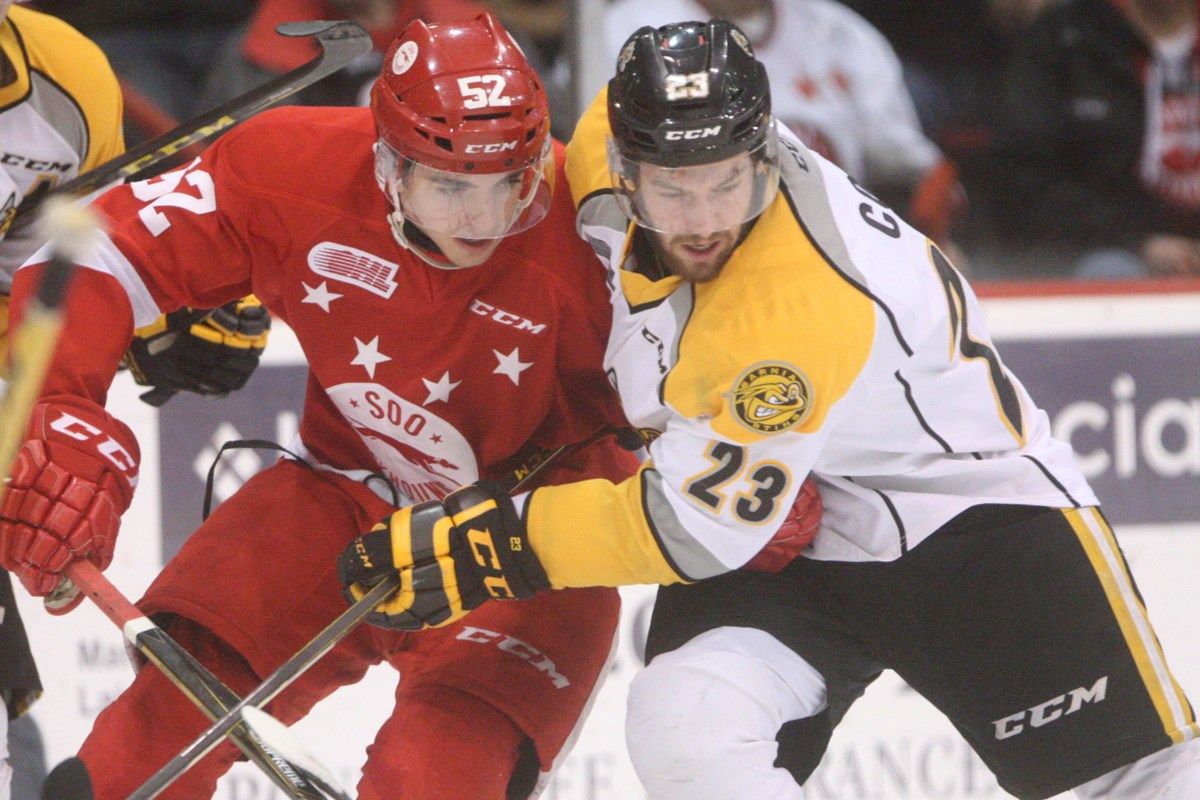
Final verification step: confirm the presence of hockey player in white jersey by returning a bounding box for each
[0,2,269,405]
[337,18,1200,800]
[602,0,964,242]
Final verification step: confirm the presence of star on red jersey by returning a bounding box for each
[422,371,461,405]
[351,336,392,379]
[493,347,532,385]
[301,280,342,312]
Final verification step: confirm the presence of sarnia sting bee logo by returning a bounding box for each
[729,362,813,433]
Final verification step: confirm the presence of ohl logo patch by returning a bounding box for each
[729,362,813,433]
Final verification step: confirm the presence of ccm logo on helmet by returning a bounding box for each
[464,141,518,154]
[665,126,722,141]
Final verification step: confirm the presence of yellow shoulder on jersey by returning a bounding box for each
[666,194,876,444]
[564,87,612,206]
[0,14,29,108]
[4,6,124,170]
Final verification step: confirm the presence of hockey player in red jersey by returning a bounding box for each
[0,14,639,799]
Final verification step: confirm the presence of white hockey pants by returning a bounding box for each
[626,627,819,800]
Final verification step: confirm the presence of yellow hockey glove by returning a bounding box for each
[124,296,270,406]
[337,482,550,631]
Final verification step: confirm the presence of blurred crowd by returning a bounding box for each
[26,0,1200,284]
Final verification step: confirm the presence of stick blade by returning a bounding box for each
[241,706,352,800]
[42,757,93,800]
[276,19,369,41]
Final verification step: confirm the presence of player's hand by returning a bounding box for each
[337,482,550,631]
[124,296,271,406]
[742,476,822,572]
[0,397,139,612]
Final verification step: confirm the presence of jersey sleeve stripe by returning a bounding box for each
[893,369,953,453]
[861,480,909,555]
[21,229,159,327]
[642,468,729,581]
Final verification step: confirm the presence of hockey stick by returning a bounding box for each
[0,200,96,506]
[65,560,349,800]
[12,20,370,225]
[129,573,396,800]
[132,423,631,799]
[242,707,350,800]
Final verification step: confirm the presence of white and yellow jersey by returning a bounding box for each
[523,90,1096,589]
[0,5,123,293]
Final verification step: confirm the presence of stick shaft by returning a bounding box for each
[0,255,73,506]
[67,562,326,799]
[13,21,369,223]
[133,422,622,796]
[131,574,398,799]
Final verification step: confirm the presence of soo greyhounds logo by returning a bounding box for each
[330,383,478,502]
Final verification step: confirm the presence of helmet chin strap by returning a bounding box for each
[384,207,464,271]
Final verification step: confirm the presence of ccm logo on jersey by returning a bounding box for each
[464,141,517,154]
[470,299,546,334]
[992,676,1108,740]
[664,126,722,141]
[0,152,73,172]
[457,626,570,688]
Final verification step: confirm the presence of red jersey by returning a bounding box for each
[13,105,631,500]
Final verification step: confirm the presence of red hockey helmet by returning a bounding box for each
[370,13,553,256]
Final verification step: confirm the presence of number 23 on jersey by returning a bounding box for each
[684,440,792,524]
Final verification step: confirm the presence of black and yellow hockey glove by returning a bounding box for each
[336,482,550,631]
[124,296,271,407]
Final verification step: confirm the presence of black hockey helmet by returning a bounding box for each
[607,20,773,168]
[605,20,781,235]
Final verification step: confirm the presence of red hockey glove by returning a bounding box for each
[0,397,139,610]
[742,476,822,572]
[337,482,549,631]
